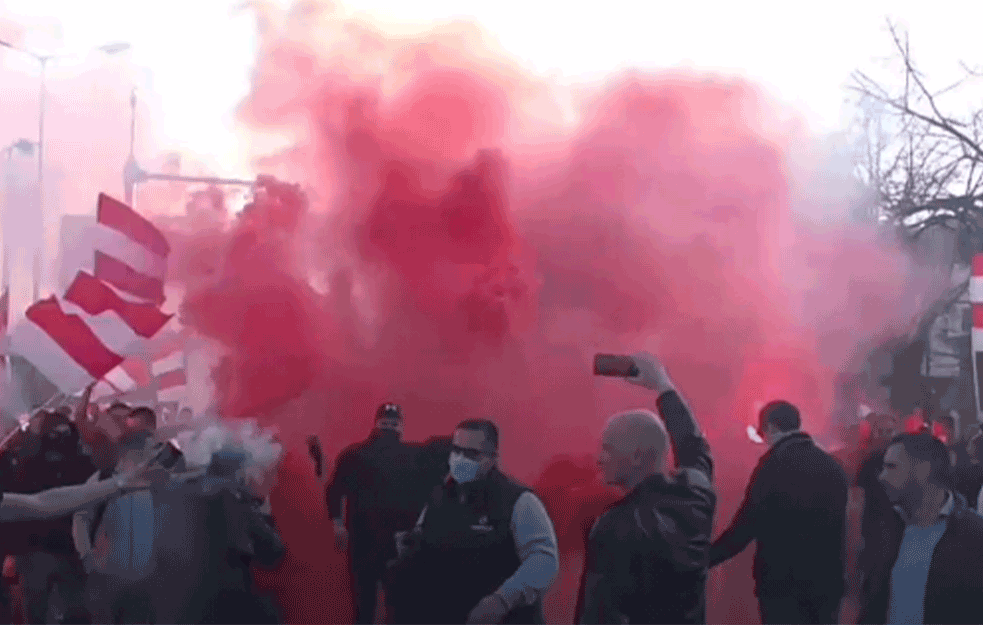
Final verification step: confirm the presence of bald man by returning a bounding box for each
[578,352,715,624]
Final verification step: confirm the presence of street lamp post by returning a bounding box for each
[124,90,254,204]
[35,56,48,302]
[0,40,131,301]
[2,139,36,296]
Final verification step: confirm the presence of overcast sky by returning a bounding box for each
[1,0,982,179]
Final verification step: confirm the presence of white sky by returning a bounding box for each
[2,0,983,179]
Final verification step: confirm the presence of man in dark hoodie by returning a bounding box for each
[326,403,421,624]
[710,400,849,624]
[578,352,715,625]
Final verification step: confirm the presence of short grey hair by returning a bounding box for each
[605,409,669,461]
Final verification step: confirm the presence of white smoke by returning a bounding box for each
[178,416,282,489]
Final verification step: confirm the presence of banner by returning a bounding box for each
[971,254,983,422]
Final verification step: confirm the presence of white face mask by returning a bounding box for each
[449,451,482,484]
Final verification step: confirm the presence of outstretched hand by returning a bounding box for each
[626,352,674,394]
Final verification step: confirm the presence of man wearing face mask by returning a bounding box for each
[709,401,849,624]
[387,419,559,625]
[326,403,421,624]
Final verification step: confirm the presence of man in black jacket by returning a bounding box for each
[386,418,558,625]
[326,403,423,624]
[578,352,716,625]
[709,400,848,624]
[858,432,983,624]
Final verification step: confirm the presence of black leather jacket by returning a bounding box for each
[578,390,715,624]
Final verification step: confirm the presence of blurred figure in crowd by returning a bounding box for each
[933,412,983,509]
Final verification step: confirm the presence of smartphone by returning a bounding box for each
[593,354,639,378]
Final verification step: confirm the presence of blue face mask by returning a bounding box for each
[449,451,481,484]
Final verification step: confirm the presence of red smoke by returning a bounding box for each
[155,4,923,624]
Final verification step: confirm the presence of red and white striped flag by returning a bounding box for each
[92,193,170,305]
[971,254,983,420]
[92,357,151,400]
[152,349,186,404]
[7,271,172,393]
[7,194,173,397]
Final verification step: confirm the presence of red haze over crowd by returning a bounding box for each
[142,2,940,623]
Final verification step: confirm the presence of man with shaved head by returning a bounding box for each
[578,352,715,624]
[710,400,849,624]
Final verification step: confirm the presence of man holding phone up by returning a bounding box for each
[579,352,716,624]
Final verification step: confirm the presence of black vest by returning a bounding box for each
[400,469,543,624]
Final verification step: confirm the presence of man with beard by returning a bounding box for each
[326,403,422,624]
[858,432,983,624]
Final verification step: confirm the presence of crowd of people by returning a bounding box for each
[0,385,285,624]
[0,350,981,624]
[323,352,983,625]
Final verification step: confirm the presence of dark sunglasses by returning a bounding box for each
[451,444,493,461]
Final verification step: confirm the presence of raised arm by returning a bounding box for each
[73,384,95,427]
[0,454,153,522]
[0,477,122,521]
[74,386,102,451]
[629,352,713,484]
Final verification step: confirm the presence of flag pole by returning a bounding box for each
[972,255,983,424]
[2,244,8,388]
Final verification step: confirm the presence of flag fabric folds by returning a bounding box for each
[7,195,172,396]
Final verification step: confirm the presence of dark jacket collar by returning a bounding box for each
[368,429,400,443]
[893,490,956,525]
[766,431,812,457]
[619,472,674,505]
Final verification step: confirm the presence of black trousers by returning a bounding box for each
[351,559,387,624]
[758,591,841,625]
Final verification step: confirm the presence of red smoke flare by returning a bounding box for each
[156,5,922,623]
